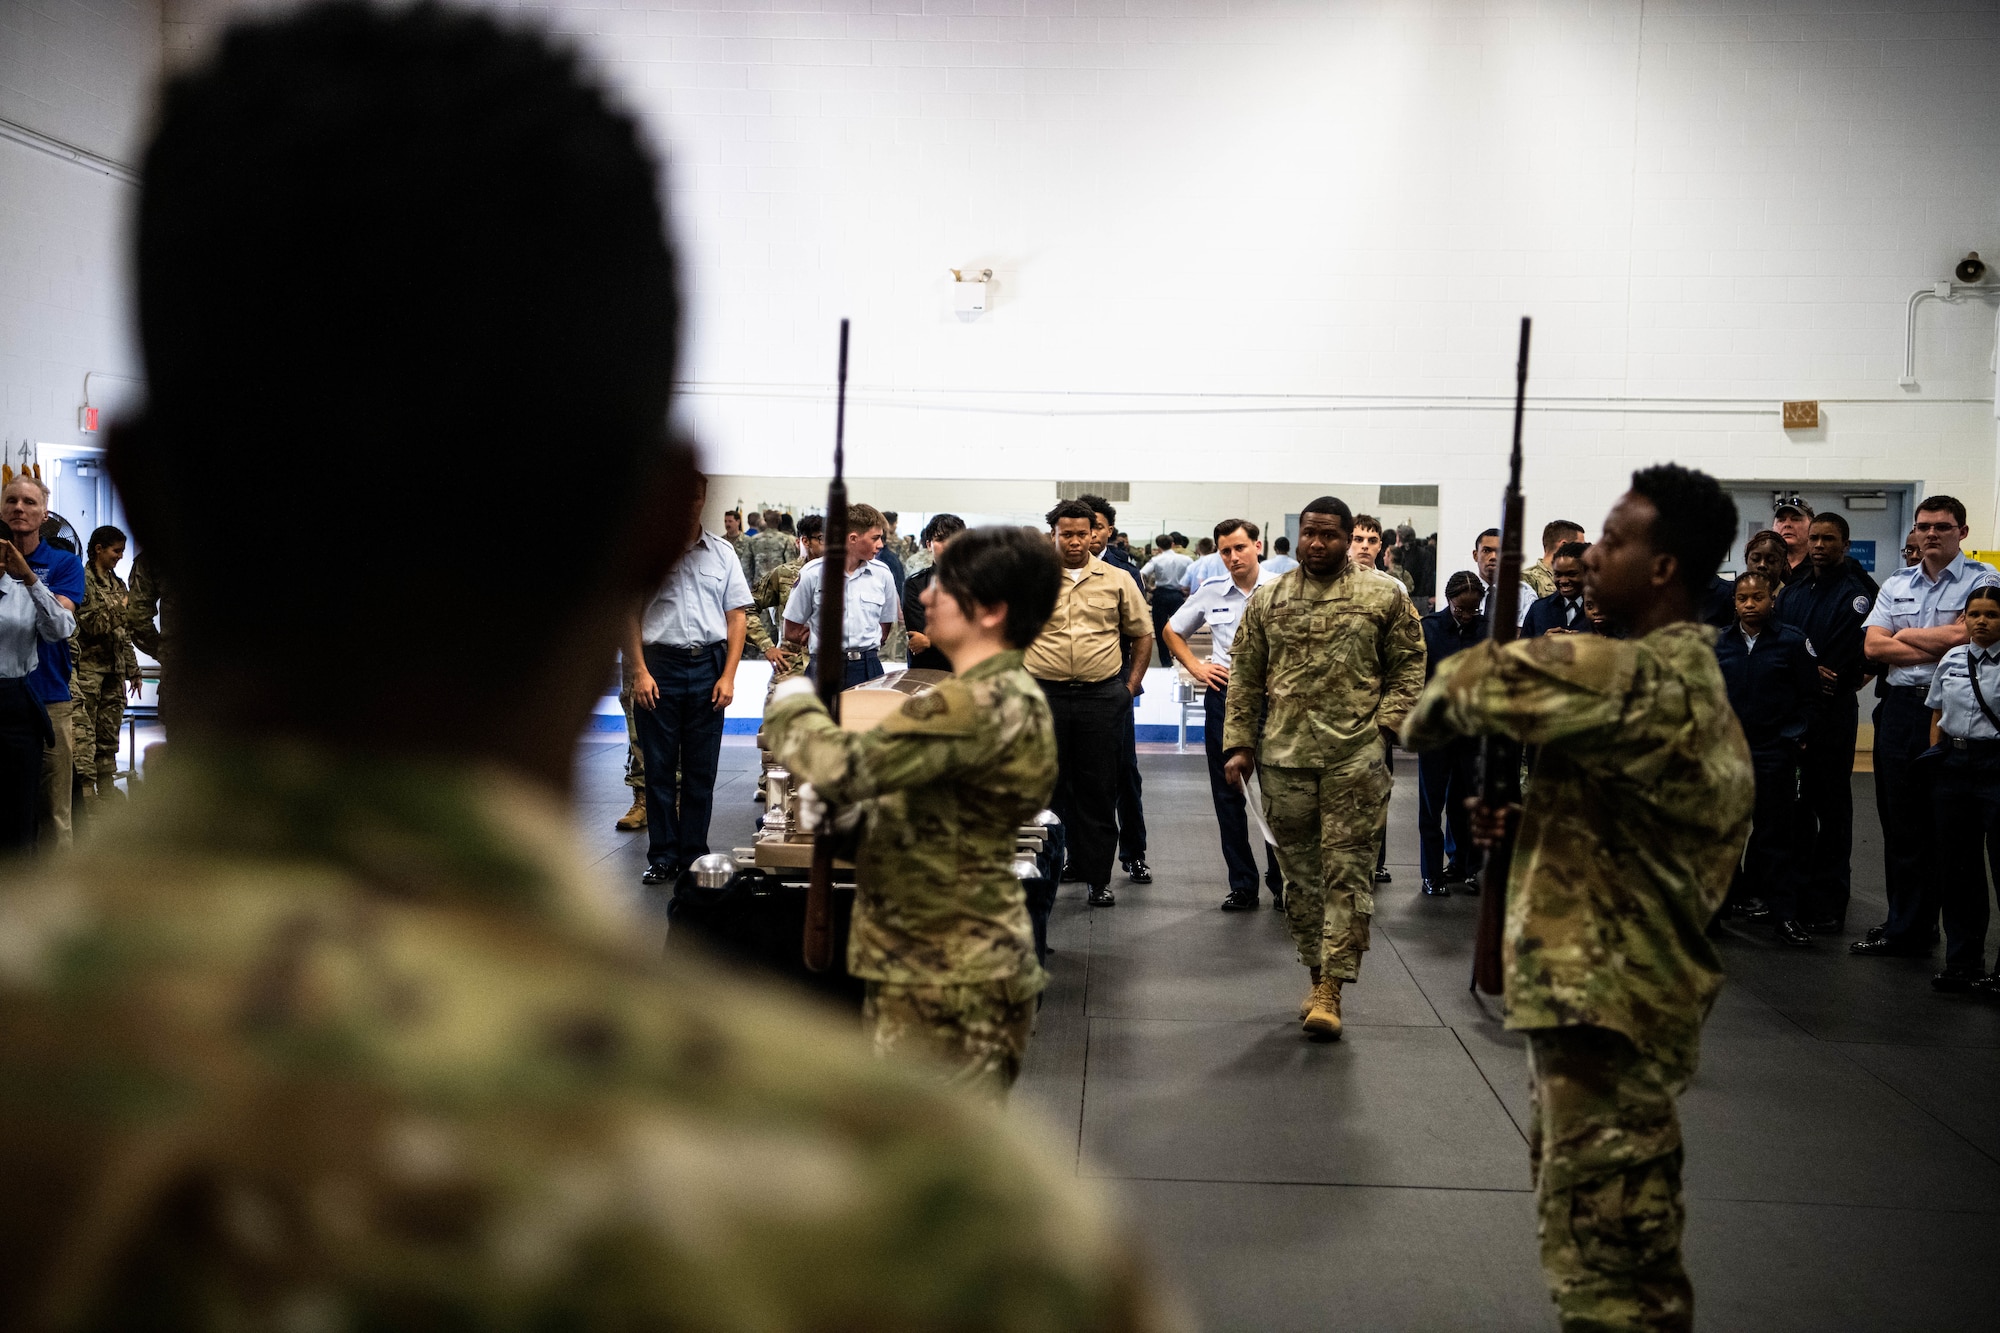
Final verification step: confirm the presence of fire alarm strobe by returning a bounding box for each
[950,268,992,314]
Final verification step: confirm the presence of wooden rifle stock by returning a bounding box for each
[803,319,850,974]
[1472,316,1532,996]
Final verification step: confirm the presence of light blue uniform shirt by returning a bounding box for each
[1926,643,2000,740]
[1262,553,1298,576]
[0,573,75,678]
[1140,550,1191,591]
[1167,568,1277,668]
[640,531,753,647]
[1862,552,2000,687]
[1180,552,1225,593]
[783,556,901,654]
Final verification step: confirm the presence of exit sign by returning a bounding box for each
[79,405,99,433]
[1782,400,1819,429]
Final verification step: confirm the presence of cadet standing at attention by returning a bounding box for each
[69,525,141,803]
[0,8,1179,1329]
[766,525,1061,1099]
[1402,464,1754,1333]
[1222,495,1426,1039]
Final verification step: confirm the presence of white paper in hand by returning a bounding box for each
[1242,769,1276,849]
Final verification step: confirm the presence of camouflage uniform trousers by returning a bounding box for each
[620,657,644,791]
[1528,1024,1692,1333]
[71,667,129,792]
[862,977,1038,1103]
[1261,744,1392,980]
[761,641,809,708]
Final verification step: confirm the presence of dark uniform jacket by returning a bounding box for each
[1420,605,1488,677]
[1698,575,1736,631]
[1714,621,1817,753]
[1521,591,1594,639]
[1775,559,1877,710]
[900,566,952,673]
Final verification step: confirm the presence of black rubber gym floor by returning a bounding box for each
[577,738,2000,1332]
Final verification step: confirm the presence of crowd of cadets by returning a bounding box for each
[1405,497,2000,1001]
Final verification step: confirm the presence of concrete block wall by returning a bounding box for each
[0,0,157,461]
[40,0,2000,567]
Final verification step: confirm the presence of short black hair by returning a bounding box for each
[1967,585,2000,614]
[1046,499,1096,530]
[920,512,966,545]
[1629,463,1738,596]
[1542,519,1584,548]
[1077,494,1117,527]
[87,524,127,556]
[1350,513,1382,535]
[1917,495,1968,528]
[1734,571,1776,595]
[127,0,679,676]
[1153,534,1173,551]
[1299,497,1352,530]
[1170,532,1187,545]
[1552,541,1589,563]
[1273,536,1290,554]
[934,525,1062,650]
[1476,528,1500,546]
[778,513,795,534]
[882,511,898,524]
[1810,512,1851,543]
[1213,518,1260,543]
[1443,570,1484,601]
[797,514,824,541]
[1745,529,1788,559]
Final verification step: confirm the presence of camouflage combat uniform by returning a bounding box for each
[619,650,645,793]
[746,527,794,590]
[0,744,1177,1332]
[765,650,1058,1100]
[69,561,140,795]
[1401,622,1754,1333]
[747,556,811,698]
[1223,561,1425,985]
[1525,560,1558,598]
[125,551,171,727]
[724,529,753,584]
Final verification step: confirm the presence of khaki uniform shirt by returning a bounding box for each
[767,651,1057,988]
[0,745,1176,1332]
[1221,562,1426,768]
[1400,623,1755,1081]
[1023,557,1151,683]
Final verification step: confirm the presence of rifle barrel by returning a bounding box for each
[804,318,851,974]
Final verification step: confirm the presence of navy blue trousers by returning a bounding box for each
[1875,689,1940,945]
[1417,740,1479,885]
[1797,693,1859,926]
[1932,746,2000,975]
[1203,685,1281,895]
[636,642,726,870]
[807,648,884,691]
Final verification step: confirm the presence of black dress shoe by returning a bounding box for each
[641,862,678,886]
[1456,877,1481,897]
[1865,923,1888,943]
[1849,936,1932,958]
[1733,897,1770,921]
[1971,972,2000,998]
[1373,866,1393,884]
[1802,916,1845,936]
[1087,884,1116,907]
[1220,890,1259,911]
[1124,859,1153,885]
[1061,863,1084,883]
[1932,969,1983,993]
[1421,879,1451,897]
[1774,919,1813,947]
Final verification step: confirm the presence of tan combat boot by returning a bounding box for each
[1302,974,1343,1040]
[615,797,647,831]
[1299,966,1321,1020]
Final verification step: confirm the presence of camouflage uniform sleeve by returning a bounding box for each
[766,681,998,805]
[1373,589,1427,733]
[127,560,162,659]
[75,571,120,640]
[1401,633,1635,753]
[1221,591,1269,753]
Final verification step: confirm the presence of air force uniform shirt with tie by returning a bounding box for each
[1478,576,1536,628]
[1167,568,1278,666]
[1522,589,1594,638]
[1862,552,2000,687]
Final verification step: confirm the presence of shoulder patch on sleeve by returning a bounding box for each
[879,682,980,737]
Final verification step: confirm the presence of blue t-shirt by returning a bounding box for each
[24,539,84,704]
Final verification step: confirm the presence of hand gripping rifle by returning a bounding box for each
[803,319,850,973]
[1472,316,1531,996]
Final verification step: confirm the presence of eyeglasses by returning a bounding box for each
[1902,546,1920,557]
[1912,522,1959,534]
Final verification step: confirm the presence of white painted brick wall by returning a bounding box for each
[29,0,2000,563]
[0,0,159,458]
